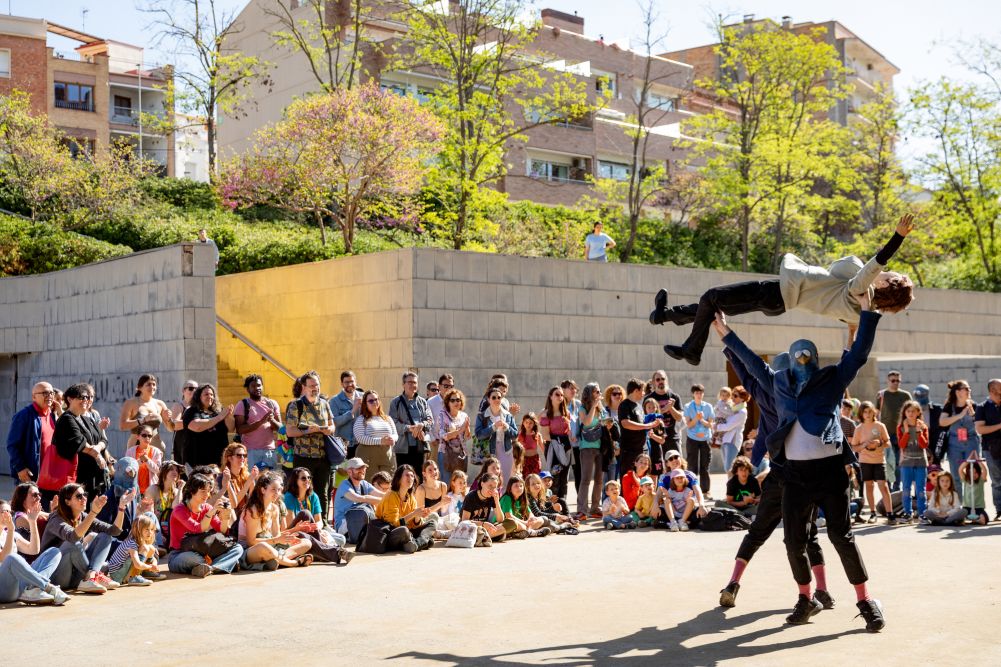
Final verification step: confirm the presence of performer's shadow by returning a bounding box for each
[392,607,866,665]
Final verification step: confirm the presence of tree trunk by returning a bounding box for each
[314,209,328,246]
[740,204,751,272]
[206,112,217,183]
[453,185,467,250]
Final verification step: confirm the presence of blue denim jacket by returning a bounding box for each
[723,311,881,463]
[329,390,363,444]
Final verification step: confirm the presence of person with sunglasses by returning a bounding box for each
[389,372,434,479]
[437,388,471,477]
[475,388,518,484]
[40,482,131,594]
[118,374,174,455]
[6,381,57,485]
[126,427,163,496]
[874,371,911,492]
[167,380,198,465]
[353,390,399,481]
[329,371,364,460]
[428,374,454,472]
[644,371,683,474]
[48,384,113,508]
[285,371,336,518]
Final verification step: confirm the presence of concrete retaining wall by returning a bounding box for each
[0,243,217,470]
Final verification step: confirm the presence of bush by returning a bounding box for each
[0,215,131,276]
[141,177,219,210]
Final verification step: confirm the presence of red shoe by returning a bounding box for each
[94,572,120,590]
[589,511,603,519]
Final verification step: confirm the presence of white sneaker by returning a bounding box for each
[817,517,827,528]
[46,585,69,606]
[669,520,680,532]
[75,578,107,594]
[18,587,55,605]
[680,521,690,532]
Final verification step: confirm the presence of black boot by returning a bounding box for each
[649,289,670,325]
[664,344,701,366]
[719,581,740,608]
[855,599,885,632]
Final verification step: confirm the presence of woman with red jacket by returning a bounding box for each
[896,400,930,522]
[621,453,652,510]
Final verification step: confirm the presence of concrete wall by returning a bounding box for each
[0,244,217,471]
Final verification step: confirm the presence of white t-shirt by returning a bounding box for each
[585,232,613,259]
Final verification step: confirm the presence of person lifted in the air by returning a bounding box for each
[650,214,916,366]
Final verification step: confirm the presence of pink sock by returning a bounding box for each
[854,583,871,602]
[729,559,747,584]
[798,583,811,597]
[812,565,827,592]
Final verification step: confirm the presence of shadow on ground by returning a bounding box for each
[391,607,867,665]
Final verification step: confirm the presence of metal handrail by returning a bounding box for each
[215,316,297,381]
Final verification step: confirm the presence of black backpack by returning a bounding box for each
[699,507,753,531]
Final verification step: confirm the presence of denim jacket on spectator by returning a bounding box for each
[329,390,363,444]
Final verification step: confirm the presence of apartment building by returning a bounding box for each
[662,15,900,125]
[0,14,181,176]
[219,3,694,208]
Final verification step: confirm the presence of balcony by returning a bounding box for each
[109,107,167,134]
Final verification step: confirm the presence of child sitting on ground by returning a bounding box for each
[650,214,916,365]
[601,480,635,530]
[663,469,697,532]
[524,473,578,534]
[959,456,989,525]
[499,476,550,538]
[107,514,164,586]
[923,470,965,525]
[722,456,761,517]
[538,471,567,515]
[631,477,656,527]
[434,470,468,540]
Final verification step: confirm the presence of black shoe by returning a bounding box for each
[813,589,835,610]
[719,582,740,608]
[855,599,885,632]
[785,594,823,625]
[655,288,668,313]
[336,547,355,564]
[664,344,701,366]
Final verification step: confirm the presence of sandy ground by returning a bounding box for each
[2,473,999,666]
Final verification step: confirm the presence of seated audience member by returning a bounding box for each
[659,469,699,532]
[220,443,256,510]
[333,459,384,539]
[167,474,243,577]
[723,456,762,517]
[923,471,965,526]
[98,457,144,540]
[283,466,353,564]
[371,472,392,494]
[106,514,164,586]
[240,473,313,569]
[651,451,708,526]
[10,483,49,556]
[601,480,636,530]
[959,457,989,525]
[622,453,652,510]
[125,426,162,496]
[0,498,68,605]
[631,477,657,527]
[40,483,130,593]
[415,460,452,523]
[523,473,577,534]
[461,473,510,543]
[470,457,503,493]
[500,476,551,538]
[374,465,436,553]
[146,461,185,549]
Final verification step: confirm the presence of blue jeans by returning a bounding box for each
[722,441,739,474]
[603,514,635,528]
[50,533,114,590]
[247,448,276,471]
[167,544,244,574]
[983,451,1001,514]
[947,441,981,495]
[0,547,62,602]
[899,466,927,515]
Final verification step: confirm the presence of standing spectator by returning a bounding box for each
[353,390,398,481]
[437,389,471,477]
[197,228,219,269]
[389,372,433,477]
[540,387,572,501]
[517,413,544,478]
[329,371,364,459]
[167,380,198,465]
[285,371,336,518]
[717,387,750,476]
[683,384,715,496]
[645,371,683,475]
[6,381,57,483]
[875,371,911,491]
[897,400,930,521]
[475,388,518,483]
[851,401,894,524]
[603,385,625,482]
[576,383,606,520]
[619,379,662,477]
[233,375,282,471]
[182,384,234,469]
[913,384,943,465]
[118,374,173,454]
[583,221,615,262]
[425,382,440,400]
[840,399,858,442]
[560,380,582,492]
[974,379,1001,521]
[939,380,982,496]
[427,374,453,472]
[52,384,113,505]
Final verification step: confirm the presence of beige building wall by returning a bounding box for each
[0,244,217,470]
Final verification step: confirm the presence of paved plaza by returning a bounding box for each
[2,473,999,666]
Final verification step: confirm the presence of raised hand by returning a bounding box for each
[896,213,915,236]
[712,311,730,338]
[92,494,108,513]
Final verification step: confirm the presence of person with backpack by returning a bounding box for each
[332,458,384,542]
[284,371,336,519]
[233,375,282,471]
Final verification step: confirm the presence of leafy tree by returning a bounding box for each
[218,83,442,253]
[396,0,592,249]
[144,0,272,178]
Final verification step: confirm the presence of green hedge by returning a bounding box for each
[140,178,219,210]
[0,215,131,276]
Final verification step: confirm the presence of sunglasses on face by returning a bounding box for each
[428,388,439,393]
[73,492,87,500]
[668,456,680,462]
[441,384,454,390]
[367,398,380,404]
[139,433,154,439]
[233,453,247,459]
[449,398,462,403]
[612,391,623,397]
[30,491,41,498]
[184,387,196,392]
[299,476,311,482]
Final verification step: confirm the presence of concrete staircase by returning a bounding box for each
[216,357,246,407]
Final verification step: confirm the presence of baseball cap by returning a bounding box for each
[669,469,686,479]
[664,449,681,460]
[344,457,368,471]
[639,476,654,486]
[538,471,552,480]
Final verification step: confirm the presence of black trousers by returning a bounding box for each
[783,456,868,586]
[686,437,713,494]
[397,447,427,481]
[679,279,786,358]
[736,468,824,566]
[293,455,332,520]
[571,447,582,496]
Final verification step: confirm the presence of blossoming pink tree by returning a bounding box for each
[219,83,442,252]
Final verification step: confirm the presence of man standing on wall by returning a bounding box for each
[5,381,57,482]
[197,228,219,270]
[645,370,683,477]
[390,372,433,478]
[876,371,911,492]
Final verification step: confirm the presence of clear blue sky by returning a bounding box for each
[21,0,1001,162]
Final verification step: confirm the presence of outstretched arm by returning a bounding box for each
[715,312,775,391]
[874,214,915,266]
